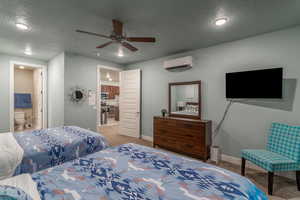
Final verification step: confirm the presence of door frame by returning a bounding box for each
[9,61,48,132]
[96,65,122,128]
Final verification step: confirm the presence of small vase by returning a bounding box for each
[161,109,167,117]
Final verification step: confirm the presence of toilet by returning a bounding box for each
[15,112,26,131]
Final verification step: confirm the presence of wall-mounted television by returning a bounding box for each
[226,68,283,99]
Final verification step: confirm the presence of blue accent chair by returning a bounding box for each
[241,123,300,195]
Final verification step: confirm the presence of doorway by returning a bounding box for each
[97,66,121,127]
[10,61,47,132]
[97,66,141,140]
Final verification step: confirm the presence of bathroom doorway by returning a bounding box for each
[10,61,47,132]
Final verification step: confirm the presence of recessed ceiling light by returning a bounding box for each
[16,23,29,30]
[24,50,32,55]
[19,66,25,69]
[215,18,228,26]
[118,49,124,57]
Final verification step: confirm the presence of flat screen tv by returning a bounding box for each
[226,68,283,99]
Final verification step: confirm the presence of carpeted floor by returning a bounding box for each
[98,125,300,200]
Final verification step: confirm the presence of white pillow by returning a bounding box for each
[0,132,24,180]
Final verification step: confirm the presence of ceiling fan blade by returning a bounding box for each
[112,19,123,35]
[76,30,111,39]
[96,41,114,48]
[122,42,138,52]
[126,37,156,43]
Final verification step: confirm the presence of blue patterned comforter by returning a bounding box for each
[13,126,109,176]
[0,185,32,200]
[32,143,267,200]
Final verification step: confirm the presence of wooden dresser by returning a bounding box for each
[153,116,212,161]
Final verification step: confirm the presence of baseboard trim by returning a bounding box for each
[141,135,153,142]
[221,154,265,172]
[222,154,296,180]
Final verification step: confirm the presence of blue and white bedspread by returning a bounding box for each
[0,185,32,200]
[32,143,267,200]
[13,126,109,176]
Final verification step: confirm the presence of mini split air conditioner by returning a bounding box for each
[164,56,193,72]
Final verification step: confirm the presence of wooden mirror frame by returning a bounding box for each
[168,81,201,119]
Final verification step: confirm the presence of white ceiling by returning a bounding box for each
[0,0,300,64]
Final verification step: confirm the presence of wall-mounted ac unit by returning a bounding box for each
[164,56,193,72]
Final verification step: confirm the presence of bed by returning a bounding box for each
[2,143,267,200]
[0,126,109,179]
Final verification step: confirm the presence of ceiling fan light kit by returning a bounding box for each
[76,19,156,53]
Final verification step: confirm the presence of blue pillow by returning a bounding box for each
[0,185,32,200]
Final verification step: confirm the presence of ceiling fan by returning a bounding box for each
[76,19,156,52]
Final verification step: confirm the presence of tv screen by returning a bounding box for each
[226,68,283,99]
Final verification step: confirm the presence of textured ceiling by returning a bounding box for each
[0,0,300,64]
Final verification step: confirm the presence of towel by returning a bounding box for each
[15,93,32,108]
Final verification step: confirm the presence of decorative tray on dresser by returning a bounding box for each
[153,116,212,161]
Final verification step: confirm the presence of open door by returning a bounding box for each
[33,69,43,129]
[119,69,141,138]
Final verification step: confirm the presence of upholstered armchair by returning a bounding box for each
[241,123,300,195]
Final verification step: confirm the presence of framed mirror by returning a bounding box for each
[169,81,201,119]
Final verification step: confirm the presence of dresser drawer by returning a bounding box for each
[155,118,204,129]
[155,122,205,137]
[154,119,177,127]
[173,127,205,137]
[154,136,180,148]
[179,142,206,152]
[177,121,204,129]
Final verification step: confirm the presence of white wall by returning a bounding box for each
[14,68,34,94]
[0,53,46,133]
[48,52,65,127]
[126,26,300,158]
[64,53,123,131]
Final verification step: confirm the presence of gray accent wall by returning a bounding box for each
[48,53,65,128]
[64,53,123,131]
[126,26,300,158]
[0,53,46,133]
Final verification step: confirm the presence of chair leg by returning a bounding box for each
[268,172,274,195]
[296,171,300,191]
[241,158,246,176]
